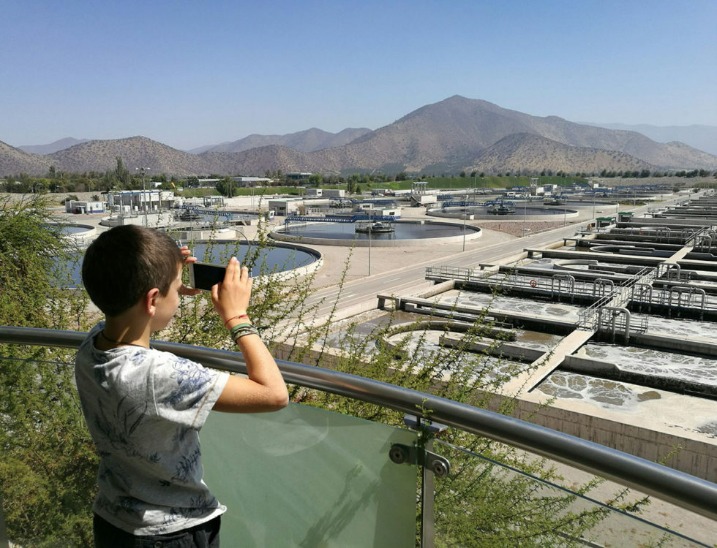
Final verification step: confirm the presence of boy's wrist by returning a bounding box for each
[224,313,250,328]
[229,322,260,341]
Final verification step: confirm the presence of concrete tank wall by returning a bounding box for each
[512,397,717,482]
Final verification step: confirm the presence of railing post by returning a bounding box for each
[0,494,9,548]
[401,415,450,548]
[421,435,437,548]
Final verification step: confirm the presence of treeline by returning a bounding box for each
[0,157,183,195]
[598,168,714,178]
[1,158,714,197]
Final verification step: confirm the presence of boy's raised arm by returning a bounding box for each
[210,257,289,413]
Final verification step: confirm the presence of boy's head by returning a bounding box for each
[82,225,183,317]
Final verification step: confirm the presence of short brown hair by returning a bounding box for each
[82,225,183,317]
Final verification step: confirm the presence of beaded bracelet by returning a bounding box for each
[229,322,251,336]
[224,313,249,328]
[230,322,259,341]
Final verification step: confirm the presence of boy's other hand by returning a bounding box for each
[179,246,202,296]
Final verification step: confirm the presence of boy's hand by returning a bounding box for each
[178,246,202,296]
[211,257,252,323]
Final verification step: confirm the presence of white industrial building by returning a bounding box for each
[231,176,272,187]
[107,190,177,214]
[268,198,303,216]
[65,200,105,214]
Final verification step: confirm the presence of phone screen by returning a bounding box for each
[190,262,227,290]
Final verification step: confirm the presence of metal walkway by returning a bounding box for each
[285,214,399,225]
[419,237,717,396]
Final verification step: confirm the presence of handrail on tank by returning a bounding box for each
[1,325,716,521]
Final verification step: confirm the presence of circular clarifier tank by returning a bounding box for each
[52,223,97,240]
[57,239,321,289]
[427,204,578,220]
[190,240,320,278]
[270,220,482,247]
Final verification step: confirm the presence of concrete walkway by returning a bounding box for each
[501,329,595,396]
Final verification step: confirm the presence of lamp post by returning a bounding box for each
[462,210,467,251]
[137,167,150,226]
[368,210,372,276]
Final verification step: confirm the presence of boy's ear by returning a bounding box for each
[145,288,160,316]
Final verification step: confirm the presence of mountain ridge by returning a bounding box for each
[18,137,89,155]
[583,122,717,156]
[2,96,716,177]
[193,127,372,154]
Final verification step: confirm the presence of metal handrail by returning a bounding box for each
[1,325,716,520]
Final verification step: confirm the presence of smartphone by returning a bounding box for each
[189,262,227,291]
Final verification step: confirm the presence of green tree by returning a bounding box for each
[113,157,130,186]
[347,176,359,194]
[0,195,96,545]
[215,176,235,197]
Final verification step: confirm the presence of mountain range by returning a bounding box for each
[583,123,717,156]
[2,96,716,178]
[188,127,372,154]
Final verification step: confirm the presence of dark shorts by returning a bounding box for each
[93,514,221,548]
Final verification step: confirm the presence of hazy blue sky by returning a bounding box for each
[2,0,715,150]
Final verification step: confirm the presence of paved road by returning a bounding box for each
[304,222,582,321]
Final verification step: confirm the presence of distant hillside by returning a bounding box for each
[195,127,372,154]
[585,123,717,156]
[2,96,716,177]
[0,140,51,176]
[469,133,653,174]
[199,145,318,175]
[19,137,89,155]
[47,137,210,175]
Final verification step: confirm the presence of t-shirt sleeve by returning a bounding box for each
[150,352,230,429]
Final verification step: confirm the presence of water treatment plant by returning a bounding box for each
[54,183,717,484]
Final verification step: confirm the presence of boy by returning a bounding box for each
[75,224,288,546]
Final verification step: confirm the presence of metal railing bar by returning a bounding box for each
[1,326,716,520]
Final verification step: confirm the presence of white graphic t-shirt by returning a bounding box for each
[75,323,230,534]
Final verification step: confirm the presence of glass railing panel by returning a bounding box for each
[430,440,708,547]
[202,403,418,547]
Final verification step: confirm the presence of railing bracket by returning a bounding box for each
[389,443,451,477]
